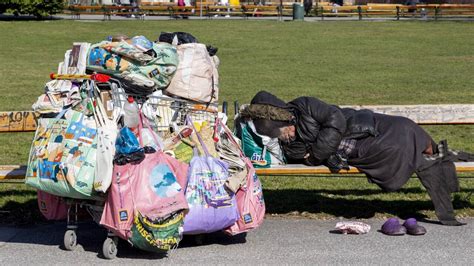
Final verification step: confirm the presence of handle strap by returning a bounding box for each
[138,111,163,152]
[89,80,120,127]
[218,119,245,158]
[218,119,255,169]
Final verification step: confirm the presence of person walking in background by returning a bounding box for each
[304,0,313,16]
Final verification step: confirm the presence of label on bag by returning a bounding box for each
[119,209,129,222]
[243,213,253,224]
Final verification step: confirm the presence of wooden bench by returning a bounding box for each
[318,5,400,20]
[68,5,108,20]
[68,5,145,20]
[140,4,174,18]
[318,5,360,19]
[206,5,244,18]
[169,5,196,19]
[233,103,474,175]
[426,4,474,20]
[241,4,282,18]
[194,1,216,17]
[104,5,145,20]
[363,4,401,19]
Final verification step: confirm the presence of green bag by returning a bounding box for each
[172,138,194,164]
[87,40,179,90]
[130,211,184,253]
[25,110,99,200]
[237,122,272,168]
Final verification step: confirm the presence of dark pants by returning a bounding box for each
[416,158,460,224]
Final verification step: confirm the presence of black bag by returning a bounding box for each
[158,32,198,45]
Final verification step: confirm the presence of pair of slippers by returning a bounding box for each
[381,218,427,236]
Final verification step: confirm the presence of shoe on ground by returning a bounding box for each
[381,218,406,236]
[402,218,427,235]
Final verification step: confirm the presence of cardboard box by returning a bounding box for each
[100,90,114,119]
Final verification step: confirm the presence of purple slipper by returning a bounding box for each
[403,218,427,236]
[381,218,406,236]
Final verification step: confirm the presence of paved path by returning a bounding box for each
[0,217,472,264]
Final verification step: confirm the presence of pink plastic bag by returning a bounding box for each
[219,121,266,235]
[37,190,68,221]
[100,114,189,240]
[224,157,265,235]
[100,163,135,239]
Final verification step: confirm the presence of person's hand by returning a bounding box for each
[326,152,350,173]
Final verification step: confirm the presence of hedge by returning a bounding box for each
[0,0,65,18]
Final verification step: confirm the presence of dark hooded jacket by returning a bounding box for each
[288,96,346,165]
[250,91,377,166]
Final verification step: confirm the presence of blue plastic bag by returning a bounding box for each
[115,127,143,154]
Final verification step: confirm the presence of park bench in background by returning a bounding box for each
[68,5,144,20]
[169,5,196,19]
[318,5,360,19]
[105,5,145,20]
[1,104,473,180]
[206,5,244,18]
[280,2,296,17]
[315,3,474,21]
[140,3,174,17]
[417,4,474,20]
[68,5,108,20]
[241,4,282,19]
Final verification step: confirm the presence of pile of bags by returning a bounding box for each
[25,32,265,254]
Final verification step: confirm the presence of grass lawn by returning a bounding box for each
[0,20,473,224]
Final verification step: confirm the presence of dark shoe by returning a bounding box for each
[440,218,467,226]
[381,218,406,236]
[402,218,427,236]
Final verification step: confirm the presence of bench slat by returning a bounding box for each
[340,104,474,124]
[255,162,474,176]
[2,162,473,180]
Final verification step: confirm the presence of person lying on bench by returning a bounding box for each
[241,90,467,226]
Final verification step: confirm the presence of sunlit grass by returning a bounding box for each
[0,20,473,223]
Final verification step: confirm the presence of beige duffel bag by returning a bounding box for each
[165,43,219,103]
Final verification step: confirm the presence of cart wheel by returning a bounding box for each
[63,230,77,251]
[102,237,118,259]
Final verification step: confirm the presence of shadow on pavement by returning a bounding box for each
[263,188,473,220]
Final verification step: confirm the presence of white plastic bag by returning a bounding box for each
[335,221,371,234]
[92,81,120,193]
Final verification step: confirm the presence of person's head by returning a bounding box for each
[253,119,296,143]
[278,125,296,143]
